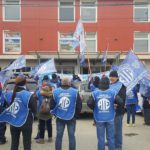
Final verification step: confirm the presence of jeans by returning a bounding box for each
[144,109,150,125]
[114,115,123,150]
[55,118,76,150]
[96,121,115,150]
[39,118,52,139]
[10,122,32,150]
[126,104,136,124]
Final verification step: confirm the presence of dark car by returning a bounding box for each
[3,78,38,94]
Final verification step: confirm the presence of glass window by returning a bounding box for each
[3,31,21,54]
[59,33,75,51]
[59,0,74,22]
[134,3,149,22]
[85,32,97,52]
[134,32,149,52]
[3,0,21,21]
[80,0,97,22]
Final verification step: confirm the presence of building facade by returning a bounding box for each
[0,0,150,74]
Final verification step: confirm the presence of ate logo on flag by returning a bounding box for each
[118,64,134,86]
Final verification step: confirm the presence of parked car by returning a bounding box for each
[78,82,93,113]
[3,78,38,94]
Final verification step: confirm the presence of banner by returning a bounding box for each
[118,51,149,93]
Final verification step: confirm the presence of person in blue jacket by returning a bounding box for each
[50,77,82,150]
[126,86,138,127]
[87,77,123,150]
[0,75,37,150]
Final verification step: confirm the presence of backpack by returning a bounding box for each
[38,97,51,120]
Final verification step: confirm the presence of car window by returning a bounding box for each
[26,82,37,92]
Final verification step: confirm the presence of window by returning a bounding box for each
[56,66,74,74]
[80,0,97,22]
[59,0,75,22]
[59,33,75,51]
[85,32,97,52]
[3,31,21,54]
[134,32,149,52]
[3,0,21,21]
[134,2,150,22]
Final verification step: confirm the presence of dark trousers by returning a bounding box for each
[144,109,150,125]
[126,104,136,124]
[10,122,32,150]
[0,122,6,142]
[39,118,52,139]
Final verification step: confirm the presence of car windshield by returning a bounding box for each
[5,83,15,91]
[4,80,37,93]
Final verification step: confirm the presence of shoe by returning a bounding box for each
[36,139,45,144]
[48,137,52,142]
[126,123,130,127]
[132,124,136,127]
[34,134,40,140]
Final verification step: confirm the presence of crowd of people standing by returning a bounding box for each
[0,71,150,150]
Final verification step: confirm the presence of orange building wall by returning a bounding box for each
[0,0,150,55]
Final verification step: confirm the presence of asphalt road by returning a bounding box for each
[1,114,150,150]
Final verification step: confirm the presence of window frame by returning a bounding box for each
[58,0,75,23]
[3,0,21,22]
[133,2,150,22]
[3,30,21,54]
[80,0,97,23]
[134,31,150,53]
[85,32,97,52]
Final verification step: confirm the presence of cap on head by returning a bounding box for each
[109,70,118,78]
[15,74,26,86]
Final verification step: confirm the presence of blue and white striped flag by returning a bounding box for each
[118,50,149,93]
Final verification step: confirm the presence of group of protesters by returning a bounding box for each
[0,70,150,150]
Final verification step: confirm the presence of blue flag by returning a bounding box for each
[102,48,108,66]
[111,64,119,71]
[0,70,13,85]
[72,20,86,66]
[5,55,26,71]
[35,58,57,75]
[139,76,150,97]
[118,50,149,93]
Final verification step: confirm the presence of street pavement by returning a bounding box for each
[1,114,150,150]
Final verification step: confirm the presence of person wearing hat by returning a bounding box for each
[87,77,123,150]
[0,75,37,150]
[109,70,126,150]
[50,77,82,150]
[35,82,53,144]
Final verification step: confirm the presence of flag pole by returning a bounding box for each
[104,43,109,72]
